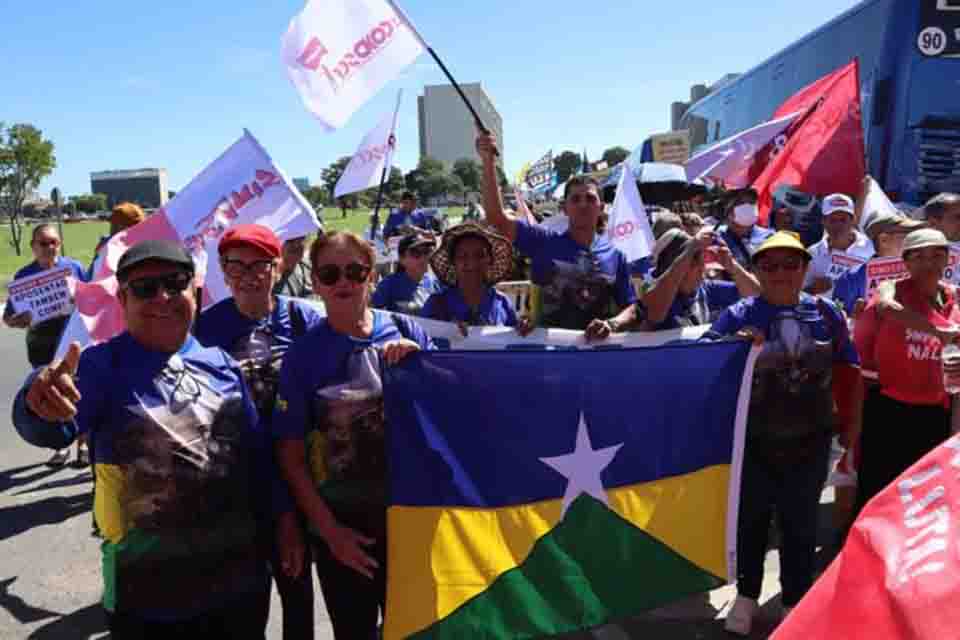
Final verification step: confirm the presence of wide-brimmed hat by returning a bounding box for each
[864,212,924,243]
[902,228,949,256]
[751,231,812,263]
[429,222,514,286]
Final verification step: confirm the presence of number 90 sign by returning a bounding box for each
[918,27,948,57]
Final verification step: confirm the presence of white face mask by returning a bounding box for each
[733,203,759,227]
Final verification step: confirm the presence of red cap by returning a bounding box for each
[218,224,281,259]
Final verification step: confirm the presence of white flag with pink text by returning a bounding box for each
[282,0,425,130]
[606,162,654,262]
[334,91,402,198]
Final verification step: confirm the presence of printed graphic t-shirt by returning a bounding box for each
[707,294,859,447]
[514,220,636,330]
[273,311,433,527]
[194,295,325,418]
[13,332,271,621]
[421,286,519,327]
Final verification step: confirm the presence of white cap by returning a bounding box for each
[732,203,759,226]
[822,193,855,217]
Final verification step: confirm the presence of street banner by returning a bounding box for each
[685,112,802,185]
[58,130,320,357]
[525,151,555,191]
[752,59,865,223]
[772,434,960,640]
[335,90,402,198]
[6,266,76,326]
[384,340,759,639]
[282,0,425,130]
[649,130,691,165]
[606,161,654,261]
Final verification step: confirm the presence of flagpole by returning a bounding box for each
[386,0,499,154]
[371,90,404,240]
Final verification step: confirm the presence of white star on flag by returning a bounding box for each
[539,413,623,517]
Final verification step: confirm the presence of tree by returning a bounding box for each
[451,158,481,193]
[0,123,56,255]
[601,146,630,167]
[405,156,445,200]
[421,172,452,202]
[303,186,327,210]
[320,156,353,199]
[554,150,581,184]
[68,193,108,213]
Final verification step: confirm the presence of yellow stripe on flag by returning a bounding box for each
[386,464,730,638]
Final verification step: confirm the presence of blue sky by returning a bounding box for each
[3,0,858,197]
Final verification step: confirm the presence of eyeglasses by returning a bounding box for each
[222,258,276,278]
[757,259,804,273]
[124,272,193,300]
[313,262,371,286]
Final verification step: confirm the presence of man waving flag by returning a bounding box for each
[282,0,425,130]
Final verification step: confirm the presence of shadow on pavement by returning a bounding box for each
[13,472,93,496]
[0,464,62,494]
[27,602,107,639]
[0,577,61,624]
[0,493,92,542]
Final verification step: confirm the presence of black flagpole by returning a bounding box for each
[388,0,499,154]
[370,163,390,240]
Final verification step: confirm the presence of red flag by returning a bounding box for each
[772,435,960,640]
[752,59,865,224]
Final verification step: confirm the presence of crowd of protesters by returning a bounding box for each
[8,124,960,639]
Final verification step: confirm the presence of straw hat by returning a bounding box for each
[429,222,514,286]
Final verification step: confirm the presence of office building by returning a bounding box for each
[418,83,503,168]
[90,168,169,209]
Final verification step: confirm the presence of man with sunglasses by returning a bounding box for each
[704,232,863,636]
[4,224,88,466]
[12,239,290,639]
[195,224,323,640]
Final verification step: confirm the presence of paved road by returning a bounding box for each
[0,325,838,639]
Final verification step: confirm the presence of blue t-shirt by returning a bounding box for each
[383,208,429,238]
[832,262,867,315]
[272,310,432,519]
[638,280,740,331]
[12,332,279,620]
[718,224,774,269]
[514,220,636,330]
[422,286,519,327]
[4,256,87,316]
[706,294,858,445]
[371,271,440,315]
[194,295,325,418]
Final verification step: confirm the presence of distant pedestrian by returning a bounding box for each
[274,236,315,300]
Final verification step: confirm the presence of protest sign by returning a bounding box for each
[865,250,960,296]
[6,267,75,326]
[649,130,691,164]
[828,252,867,280]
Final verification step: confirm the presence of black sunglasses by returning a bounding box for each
[125,272,193,300]
[313,263,371,286]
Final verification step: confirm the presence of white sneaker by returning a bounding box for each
[724,595,758,636]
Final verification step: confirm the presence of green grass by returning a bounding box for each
[0,220,108,285]
[319,206,466,235]
[0,205,468,289]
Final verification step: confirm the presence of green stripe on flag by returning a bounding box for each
[410,494,723,639]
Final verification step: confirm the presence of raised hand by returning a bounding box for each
[26,341,82,422]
